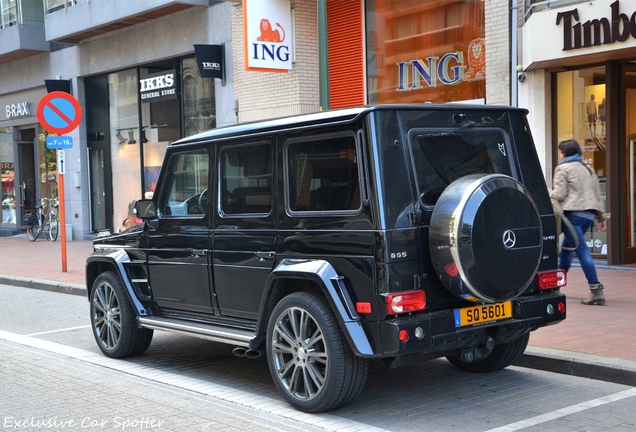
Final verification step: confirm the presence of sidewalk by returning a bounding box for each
[0,234,635,385]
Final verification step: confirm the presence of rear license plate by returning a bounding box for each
[454,301,512,327]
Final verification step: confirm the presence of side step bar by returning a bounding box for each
[138,316,255,347]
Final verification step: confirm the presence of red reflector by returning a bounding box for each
[536,270,567,290]
[558,302,565,313]
[385,290,426,314]
[356,302,372,314]
[444,262,459,277]
[398,329,409,342]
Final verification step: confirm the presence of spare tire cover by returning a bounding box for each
[429,174,542,303]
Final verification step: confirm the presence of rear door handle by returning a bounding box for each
[191,249,208,259]
[255,251,275,262]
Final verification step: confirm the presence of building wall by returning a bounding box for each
[0,3,234,240]
[231,0,319,123]
[485,0,510,105]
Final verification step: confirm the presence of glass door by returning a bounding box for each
[624,69,636,262]
[16,128,37,228]
[88,144,112,232]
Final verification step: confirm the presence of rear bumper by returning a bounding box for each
[378,291,565,357]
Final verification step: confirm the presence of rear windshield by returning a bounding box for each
[408,128,513,206]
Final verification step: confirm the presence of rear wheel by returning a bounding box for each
[90,271,153,358]
[266,292,368,412]
[446,332,530,373]
[48,214,59,242]
[26,217,41,242]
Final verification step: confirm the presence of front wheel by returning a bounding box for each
[266,292,368,412]
[446,332,530,373]
[90,271,153,358]
[47,214,59,242]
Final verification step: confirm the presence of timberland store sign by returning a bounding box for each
[523,0,636,70]
[243,0,292,72]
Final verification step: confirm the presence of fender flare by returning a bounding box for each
[86,248,149,317]
[255,258,374,356]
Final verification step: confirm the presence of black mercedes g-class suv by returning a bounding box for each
[86,105,566,412]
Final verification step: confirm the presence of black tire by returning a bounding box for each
[90,271,153,358]
[266,292,369,413]
[446,332,530,373]
[26,217,41,242]
[48,214,59,242]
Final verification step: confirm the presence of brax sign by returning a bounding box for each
[139,70,177,103]
[557,0,636,51]
[243,0,292,72]
[5,102,31,118]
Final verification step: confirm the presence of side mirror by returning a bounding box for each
[134,199,157,220]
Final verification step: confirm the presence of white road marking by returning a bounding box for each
[486,387,636,432]
[0,329,388,432]
[26,324,91,336]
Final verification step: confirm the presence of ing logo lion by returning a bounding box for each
[256,18,286,43]
[464,38,486,81]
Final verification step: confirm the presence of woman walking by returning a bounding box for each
[550,139,608,305]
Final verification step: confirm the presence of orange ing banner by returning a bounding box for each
[366,0,486,104]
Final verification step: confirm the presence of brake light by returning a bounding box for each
[536,270,567,290]
[385,290,426,314]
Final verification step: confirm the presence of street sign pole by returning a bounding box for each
[57,149,67,272]
[37,92,82,274]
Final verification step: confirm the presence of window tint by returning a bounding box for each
[287,135,360,213]
[220,144,272,215]
[158,151,209,216]
[409,129,512,206]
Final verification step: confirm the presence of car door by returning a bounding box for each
[146,147,214,314]
[213,140,276,320]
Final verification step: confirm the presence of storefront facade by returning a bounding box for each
[0,1,235,239]
[520,0,636,264]
[0,87,58,237]
[85,56,218,233]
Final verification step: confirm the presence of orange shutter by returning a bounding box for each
[326,0,365,108]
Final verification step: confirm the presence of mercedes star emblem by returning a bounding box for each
[502,229,516,249]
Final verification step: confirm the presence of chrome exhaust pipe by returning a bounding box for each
[244,348,264,359]
[232,347,247,357]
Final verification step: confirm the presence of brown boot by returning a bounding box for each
[581,283,605,305]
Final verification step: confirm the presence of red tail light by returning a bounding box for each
[536,270,567,290]
[384,290,426,314]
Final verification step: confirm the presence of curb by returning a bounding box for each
[516,346,636,386]
[0,274,86,297]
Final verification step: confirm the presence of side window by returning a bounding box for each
[220,143,272,215]
[287,134,360,213]
[158,150,209,217]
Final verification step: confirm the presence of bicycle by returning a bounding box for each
[25,197,59,242]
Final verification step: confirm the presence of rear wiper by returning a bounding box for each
[420,121,476,138]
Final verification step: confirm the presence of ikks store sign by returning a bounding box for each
[139,70,177,103]
[243,0,292,72]
[523,0,636,70]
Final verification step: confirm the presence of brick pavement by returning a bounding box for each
[0,234,635,380]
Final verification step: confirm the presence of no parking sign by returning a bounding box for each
[36,91,82,135]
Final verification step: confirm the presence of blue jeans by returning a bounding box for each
[559,214,599,285]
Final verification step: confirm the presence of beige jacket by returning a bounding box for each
[550,160,607,223]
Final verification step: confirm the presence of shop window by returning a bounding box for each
[555,67,607,255]
[182,57,216,137]
[365,0,485,104]
[108,68,142,230]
